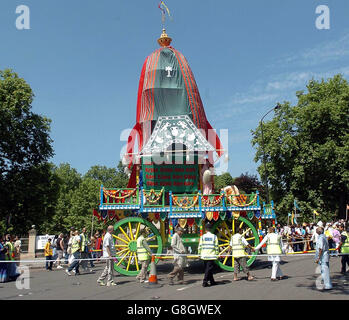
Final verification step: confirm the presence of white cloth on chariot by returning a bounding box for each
[254,233,284,262]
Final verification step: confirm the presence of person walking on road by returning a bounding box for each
[230,227,254,281]
[44,238,53,271]
[14,236,21,266]
[55,233,64,269]
[65,230,81,276]
[198,223,219,287]
[80,227,91,272]
[168,226,187,285]
[315,226,332,290]
[136,228,152,283]
[97,225,117,286]
[337,224,349,275]
[254,227,285,281]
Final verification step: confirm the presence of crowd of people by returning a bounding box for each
[1,218,348,291]
[0,234,21,282]
[43,227,106,273]
[263,219,348,253]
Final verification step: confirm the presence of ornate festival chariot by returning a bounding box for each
[97,28,276,276]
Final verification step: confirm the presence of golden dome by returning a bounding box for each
[157,28,172,47]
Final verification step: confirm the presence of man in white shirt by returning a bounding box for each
[97,226,117,286]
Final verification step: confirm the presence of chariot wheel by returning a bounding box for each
[112,217,163,276]
[212,216,259,272]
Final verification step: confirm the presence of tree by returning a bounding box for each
[252,75,349,221]
[233,172,265,198]
[84,161,128,188]
[41,163,82,234]
[0,69,54,234]
[214,172,234,192]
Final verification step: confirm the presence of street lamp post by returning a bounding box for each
[259,104,281,204]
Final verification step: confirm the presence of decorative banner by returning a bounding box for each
[254,210,261,219]
[116,211,125,220]
[178,219,187,229]
[154,213,160,221]
[148,212,155,221]
[108,210,116,220]
[247,211,254,220]
[233,211,240,219]
[213,212,219,221]
[240,210,247,217]
[172,218,179,228]
[219,211,226,220]
[206,211,213,221]
[142,162,198,193]
[187,218,195,227]
[101,210,108,220]
[195,218,202,226]
[160,212,167,221]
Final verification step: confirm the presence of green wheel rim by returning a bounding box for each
[112,217,163,276]
[212,216,259,272]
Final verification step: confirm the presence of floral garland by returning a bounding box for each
[202,194,224,207]
[226,193,257,207]
[103,188,136,200]
[143,188,164,204]
[172,195,199,209]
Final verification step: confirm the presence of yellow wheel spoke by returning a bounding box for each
[117,250,130,266]
[232,257,235,268]
[239,221,244,229]
[223,254,229,265]
[219,246,230,255]
[146,235,156,241]
[245,237,255,241]
[126,252,133,271]
[232,219,235,234]
[134,253,139,271]
[218,238,230,243]
[119,226,131,242]
[128,222,134,240]
[114,244,128,247]
[223,222,232,238]
[219,243,229,247]
[148,245,158,248]
[242,228,251,237]
[135,223,141,239]
[116,248,129,255]
[113,235,129,245]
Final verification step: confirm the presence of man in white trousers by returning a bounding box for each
[97,225,117,286]
[254,227,285,281]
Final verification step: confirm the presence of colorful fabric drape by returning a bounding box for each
[126,46,223,187]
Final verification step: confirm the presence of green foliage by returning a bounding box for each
[41,161,128,235]
[0,69,55,235]
[214,172,234,192]
[252,75,349,221]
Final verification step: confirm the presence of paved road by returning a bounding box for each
[1,255,348,300]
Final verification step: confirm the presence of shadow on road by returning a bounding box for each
[296,273,349,295]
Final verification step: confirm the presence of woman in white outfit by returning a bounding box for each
[254,227,285,281]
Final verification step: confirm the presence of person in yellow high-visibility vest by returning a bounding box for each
[254,227,285,281]
[198,223,219,287]
[136,228,152,283]
[230,227,254,281]
[337,224,349,275]
[44,238,53,271]
[65,230,81,276]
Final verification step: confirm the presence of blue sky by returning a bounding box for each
[1,0,349,178]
